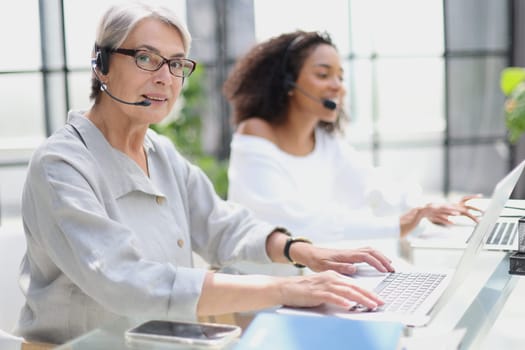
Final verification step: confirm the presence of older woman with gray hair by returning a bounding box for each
[15,2,393,344]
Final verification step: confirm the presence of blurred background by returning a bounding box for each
[1,0,524,222]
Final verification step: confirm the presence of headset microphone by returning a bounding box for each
[288,81,337,111]
[99,83,151,106]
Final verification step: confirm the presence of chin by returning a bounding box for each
[320,112,338,123]
[143,109,167,124]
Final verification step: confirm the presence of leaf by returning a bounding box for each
[149,65,230,198]
[505,83,525,143]
[500,67,525,95]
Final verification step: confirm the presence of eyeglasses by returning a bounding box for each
[111,48,197,78]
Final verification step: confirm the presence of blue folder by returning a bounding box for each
[234,312,403,350]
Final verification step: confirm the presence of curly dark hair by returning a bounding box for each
[223,30,347,133]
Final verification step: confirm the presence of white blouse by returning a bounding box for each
[228,128,423,244]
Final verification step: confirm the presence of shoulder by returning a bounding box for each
[31,125,90,167]
[236,118,277,144]
[25,127,97,195]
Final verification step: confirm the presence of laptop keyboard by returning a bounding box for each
[371,272,446,314]
[486,222,517,246]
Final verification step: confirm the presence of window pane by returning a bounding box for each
[448,57,507,138]
[379,146,444,194]
[446,0,509,51]
[0,166,28,218]
[64,0,187,69]
[0,74,45,139]
[46,73,68,133]
[40,1,66,71]
[376,58,445,135]
[350,0,443,55]
[226,0,256,58]
[254,0,350,56]
[347,59,373,146]
[0,0,40,70]
[450,143,508,195]
[69,72,93,111]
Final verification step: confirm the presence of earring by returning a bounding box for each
[288,90,294,96]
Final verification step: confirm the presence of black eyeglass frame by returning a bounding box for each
[111,48,197,78]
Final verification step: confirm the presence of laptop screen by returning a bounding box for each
[429,160,525,319]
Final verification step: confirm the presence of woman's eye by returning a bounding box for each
[136,53,151,63]
[169,61,182,69]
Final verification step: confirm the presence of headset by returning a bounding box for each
[93,45,111,75]
[281,35,306,91]
[91,44,151,107]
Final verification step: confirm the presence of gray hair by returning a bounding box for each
[90,2,192,101]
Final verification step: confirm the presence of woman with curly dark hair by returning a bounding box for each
[223,30,480,275]
[223,31,345,134]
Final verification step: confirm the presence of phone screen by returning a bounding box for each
[126,320,241,347]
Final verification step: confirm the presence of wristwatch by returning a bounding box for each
[274,227,312,268]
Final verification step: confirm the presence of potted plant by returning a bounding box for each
[500,67,525,143]
[151,65,229,198]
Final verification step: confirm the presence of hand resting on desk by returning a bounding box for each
[281,261,404,311]
[400,194,483,237]
[300,246,395,275]
[277,248,398,310]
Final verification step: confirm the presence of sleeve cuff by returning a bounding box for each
[167,267,208,321]
[243,223,276,264]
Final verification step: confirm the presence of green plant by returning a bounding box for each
[150,65,229,198]
[500,67,525,143]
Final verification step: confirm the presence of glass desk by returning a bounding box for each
[53,317,242,350]
[54,243,520,350]
[407,250,518,349]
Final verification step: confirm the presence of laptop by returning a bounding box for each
[279,160,525,327]
[409,161,525,251]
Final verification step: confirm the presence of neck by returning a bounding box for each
[274,111,317,156]
[86,103,150,175]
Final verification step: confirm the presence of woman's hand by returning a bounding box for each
[424,194,482,226]
[291,244,395,275]
[399,194,483,237]
[400,207,426,237]
[279,270,384,310]
[197,270,384,316]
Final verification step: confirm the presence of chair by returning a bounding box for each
[0,219,26,333]
[0,219,24,348]
[0,219,55,349]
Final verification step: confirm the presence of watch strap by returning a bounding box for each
[283,237,312,268]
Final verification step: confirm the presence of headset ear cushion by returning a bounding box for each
[283,73,294,91]
[96,48,110,75]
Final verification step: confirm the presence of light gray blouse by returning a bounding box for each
[15,111,274,344]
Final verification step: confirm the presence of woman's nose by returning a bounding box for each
[330,76,343,89]
[154,62,173,85]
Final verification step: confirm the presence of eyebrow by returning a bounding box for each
[314,63,344,74]
[136,44,186,58]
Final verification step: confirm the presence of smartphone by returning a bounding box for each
[125,320,241,348]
